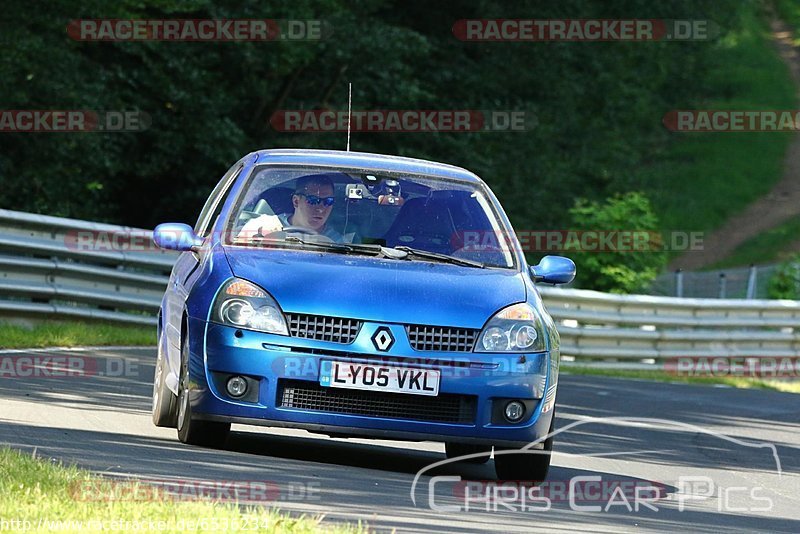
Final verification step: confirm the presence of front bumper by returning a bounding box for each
[186,317,557,447]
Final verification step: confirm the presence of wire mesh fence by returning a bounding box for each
[649,264,789,299]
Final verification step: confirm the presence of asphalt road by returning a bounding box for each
[1,348,798,532]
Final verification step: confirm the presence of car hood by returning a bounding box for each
[222,246,526,328]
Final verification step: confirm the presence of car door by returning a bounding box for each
[164,161,244,361]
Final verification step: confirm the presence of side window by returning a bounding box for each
[194,164,243,237]
[205,165,244,236]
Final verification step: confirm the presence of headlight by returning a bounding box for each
[211,278,288,335]
[475,303,547,353]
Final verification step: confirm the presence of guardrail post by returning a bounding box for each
[719,273,727,299]
[675,269,683,298]
[746,264,757,300]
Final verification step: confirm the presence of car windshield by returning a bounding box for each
[225,165,516,269]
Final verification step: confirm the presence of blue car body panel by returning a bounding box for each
[159,149,562,447]
[223,247,526,327]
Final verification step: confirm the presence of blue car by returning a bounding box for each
[151,149,575,480]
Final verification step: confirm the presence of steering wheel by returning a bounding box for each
[263,226,335,243]
[274,225,319,236]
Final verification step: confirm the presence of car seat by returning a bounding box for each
[254,186,294,216]
[382,197,456,253]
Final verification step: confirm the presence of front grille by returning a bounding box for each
[278,379,476,424]
[286,313,362,344]
[406,324,479,352]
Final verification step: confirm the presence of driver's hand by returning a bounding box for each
[238,214,283,239]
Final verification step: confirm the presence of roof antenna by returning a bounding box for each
[346,82,352,151]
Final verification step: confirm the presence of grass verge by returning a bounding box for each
[0,447,359,533]
[0,321,155,349]
[563,365,800,394]
[642,3,796,258]
[709,214,800,268]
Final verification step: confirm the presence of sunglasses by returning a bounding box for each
[298,193,335,207]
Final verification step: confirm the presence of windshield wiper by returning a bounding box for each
[283,235,356,252]
[391,246,485,268]
[232,235,352,251]
[235,235,392,257]
[232,236,476,265]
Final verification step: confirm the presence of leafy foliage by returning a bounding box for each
[767,254,800,299]
[568,192,665,293]
[0,0,787,292]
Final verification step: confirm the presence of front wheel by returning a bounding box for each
[494,413,555,482]
[176,338,230,447]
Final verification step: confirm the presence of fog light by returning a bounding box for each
[226,376,248,398]
[504,400,525,422]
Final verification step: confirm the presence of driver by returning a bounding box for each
[239,174,342,242]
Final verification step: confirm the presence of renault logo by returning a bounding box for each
[371,327,395,352]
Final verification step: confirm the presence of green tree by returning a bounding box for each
[567,192,666,293]
[767,254,800,299]
[0,0,747,233]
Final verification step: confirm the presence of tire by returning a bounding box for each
[445,442,492,464]
[152,344,178,428]
[176,336,230,447]
[494,413,555,482]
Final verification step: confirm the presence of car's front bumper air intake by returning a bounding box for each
[278,379,477,424]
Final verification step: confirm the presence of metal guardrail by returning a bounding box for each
[539,286,800,362]
[0,209,176,326]
[1,209,798,364]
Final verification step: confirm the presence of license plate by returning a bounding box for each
[320,361,440,396]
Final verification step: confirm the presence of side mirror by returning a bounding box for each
[530,255,576,285]
[152,223,203,252]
